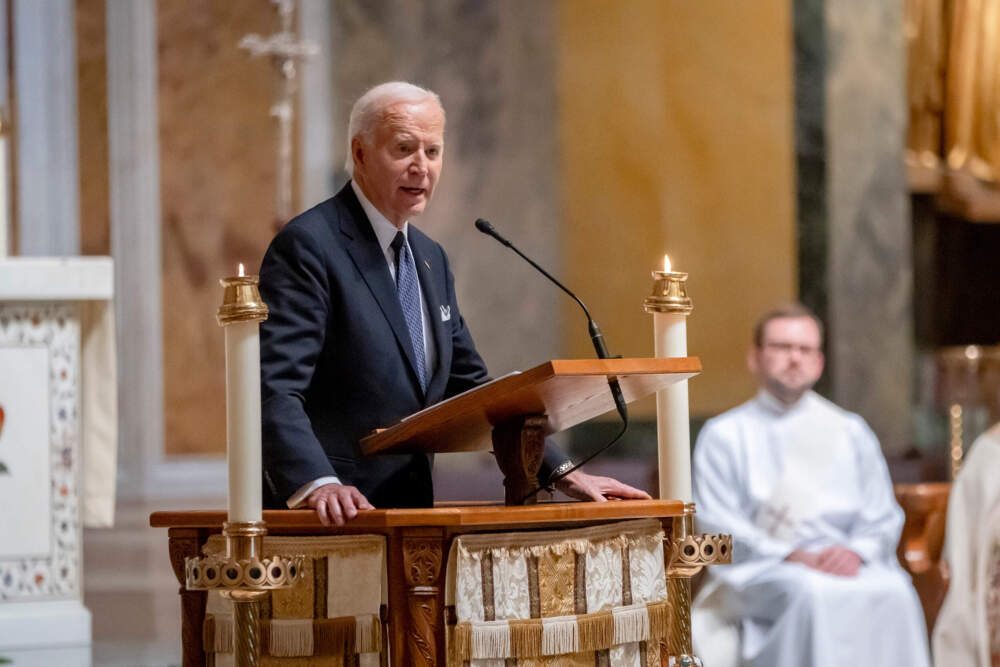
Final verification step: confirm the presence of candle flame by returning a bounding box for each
[238,263,245,277]
[663,254,672,272]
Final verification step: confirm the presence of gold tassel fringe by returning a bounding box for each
[203,615,216,653]
[509,619,543,657]
[577,609,614,652]
[204,613,382,657]
[204,613,234,653]
[450,622,471,664]
[647,601,668,641]
[269,619,314,657]
[452,601,667,660]
[314,616,357,655]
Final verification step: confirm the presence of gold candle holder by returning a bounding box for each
[663,503,732,666]
[644,270,694,315]
[217,274,269,325]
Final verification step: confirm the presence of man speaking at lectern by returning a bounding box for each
[259,81,648,525]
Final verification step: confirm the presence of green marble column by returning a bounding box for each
[794,0,913,454]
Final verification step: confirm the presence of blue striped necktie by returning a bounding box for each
[390,231,428,392]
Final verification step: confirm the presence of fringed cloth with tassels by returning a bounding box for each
[445,518,669,666]
[201,534,386,666]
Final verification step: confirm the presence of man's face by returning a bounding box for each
[351,100,444,228]
[748,316,824,403]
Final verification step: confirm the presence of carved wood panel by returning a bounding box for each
[402,533,444,666]
[168,530,208,667]
[493,415,547,505]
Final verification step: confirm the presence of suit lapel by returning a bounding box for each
[409,230,451,402]
[336,186,424,393]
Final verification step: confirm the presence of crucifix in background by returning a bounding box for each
[241,0,318,231]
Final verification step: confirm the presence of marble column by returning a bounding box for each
[793,0,830,395]
[795,0,913,454]
[106,0,164,496]
[298,0,336,209]
[13,0,80,256]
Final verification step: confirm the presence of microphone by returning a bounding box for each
[474,219,615,365]
[475,218,630,495]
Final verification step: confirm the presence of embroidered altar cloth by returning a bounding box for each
[202,534,386,666]
[446,518,668,666]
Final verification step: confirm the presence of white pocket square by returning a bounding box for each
[440,305,451,322]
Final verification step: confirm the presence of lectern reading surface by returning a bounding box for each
[361,358,700,505]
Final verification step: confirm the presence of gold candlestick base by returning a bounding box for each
[663,503,732,665]
[185,521,305,666]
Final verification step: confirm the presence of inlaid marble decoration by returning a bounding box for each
[0,304,81,601]
[0,347,51,558]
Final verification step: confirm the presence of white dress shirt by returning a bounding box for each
[285,182,437,508]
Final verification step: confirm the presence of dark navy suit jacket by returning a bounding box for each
[259,183,566,509]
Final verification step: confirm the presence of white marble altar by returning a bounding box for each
[0,256,113,657]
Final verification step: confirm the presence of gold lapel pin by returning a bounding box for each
[424,260,431,270]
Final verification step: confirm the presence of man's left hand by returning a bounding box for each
[554,470,652,502]
[815,545,862,577]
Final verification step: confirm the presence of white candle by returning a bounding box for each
[653,254,692,501]
[223,263,264,522]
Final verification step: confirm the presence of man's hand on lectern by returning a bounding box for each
[307,483,375,526]
[555,470,651,502]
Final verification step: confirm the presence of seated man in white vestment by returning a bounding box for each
[691,304,930,667]
[933,422,1000,667]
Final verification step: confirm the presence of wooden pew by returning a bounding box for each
[893,482,951,633]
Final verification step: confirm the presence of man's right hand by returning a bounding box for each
[307,483,374,526]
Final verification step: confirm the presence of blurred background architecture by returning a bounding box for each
[0,0,996,664]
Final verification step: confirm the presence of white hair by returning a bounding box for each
[344,81,444,177]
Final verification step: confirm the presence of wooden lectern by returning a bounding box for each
[361,358,701,505]
[151,358,729,666]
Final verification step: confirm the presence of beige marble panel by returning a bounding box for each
[557,0,798,417]
[77,0,110,256]
[158,1,293,455]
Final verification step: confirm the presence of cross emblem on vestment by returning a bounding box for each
[760,504,797,536]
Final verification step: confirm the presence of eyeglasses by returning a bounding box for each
[761,342,822,356]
